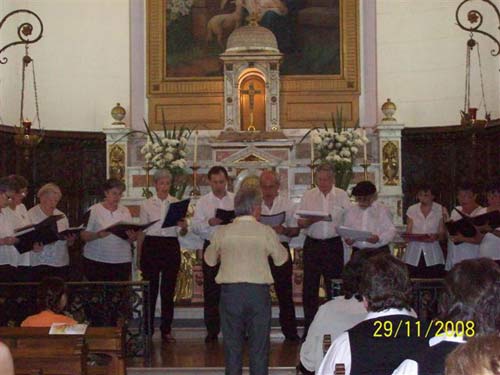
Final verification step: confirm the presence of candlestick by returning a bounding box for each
[190,165,201,198]
[193,130,198,165]
[310,133,314,163]
[362,128,367,161]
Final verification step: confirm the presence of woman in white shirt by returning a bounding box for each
[28,183,76,281]
[137,169,187,343]
[404,184,447,278]
[0,178,19,282]
[3,175,32,281]
[81,178,138,281]
[445,182,483,270]
[478,180,500,265]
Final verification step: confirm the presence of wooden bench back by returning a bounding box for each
[1,333,87,375]
[0,327,125,375]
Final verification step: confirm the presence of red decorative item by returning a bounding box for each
[468,107,477,120]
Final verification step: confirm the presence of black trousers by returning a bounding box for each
[31,265,70,282]
[302,236,344,335]
[351,245,391,259]
[408,254,445,279]
[83,258,132,281]
[269,243,297,338]
[202,240,221,336]
[140,236,181,334]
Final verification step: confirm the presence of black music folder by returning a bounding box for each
[456,209,500,229]
[215,209,236,225]
[14,215,65,254]
[162,199,190,228]
[102,220,159,240]
[259,211,286,227]
[58,225,86,239]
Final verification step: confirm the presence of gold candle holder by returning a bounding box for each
[309,163,316,188]
[142,166,153,198]
[190,165,201,198]
[359,159,371,181]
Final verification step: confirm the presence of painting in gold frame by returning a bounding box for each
[147,0,359,130]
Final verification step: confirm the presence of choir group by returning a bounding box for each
[0,165,498,349]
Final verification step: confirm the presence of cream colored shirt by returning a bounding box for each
[204,215,289,284]
[140,195,182,237]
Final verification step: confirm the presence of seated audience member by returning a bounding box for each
[445,334,500,375]
[341,181,396,256]
[21,277,77,327]
[318,254,427,375]
[478,180,500,265]
[393,258,500,375]
[403,184,447,278]
[298,250,373,374]
[0,342,14,375]
[445,182,483,270]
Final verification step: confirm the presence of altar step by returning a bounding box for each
[127,367,297,375]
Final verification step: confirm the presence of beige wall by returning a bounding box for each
[0,0,130,131]
[1,0,498,131]
[377,0,500,127]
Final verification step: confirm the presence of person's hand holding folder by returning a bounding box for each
[209,217,223,226]
[0,236,18,246]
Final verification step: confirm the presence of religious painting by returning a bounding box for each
[165,0,340,76]
[147,0,359,130]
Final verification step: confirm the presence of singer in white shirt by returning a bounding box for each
[137,169,188,343]
[259,170,300,341]
[341,181,396,254]
[191,166,234,342]
[297,164,351,336]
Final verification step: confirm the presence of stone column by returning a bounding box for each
[376,101,404,225]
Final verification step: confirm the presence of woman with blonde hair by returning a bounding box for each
[28,183,76,281]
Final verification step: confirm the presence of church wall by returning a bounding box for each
[376,0,500,127]
[0,0,131,132]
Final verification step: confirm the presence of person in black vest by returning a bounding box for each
[318,254,428,375]
[393,257,500,375]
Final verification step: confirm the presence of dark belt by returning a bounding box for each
[306,235,341,243]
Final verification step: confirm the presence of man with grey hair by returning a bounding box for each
[298,163,351,337]
[259,170,300,341]
[205,187,289,375]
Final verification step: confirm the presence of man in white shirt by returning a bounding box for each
[191,166,235,343]
[259,170,300,341]
[341,181,396,255]
[298,163,351,335]
[318,254,427,375]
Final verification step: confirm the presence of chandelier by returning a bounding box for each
[0,9,44,159]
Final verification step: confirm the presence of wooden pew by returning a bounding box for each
[0,327,125,375]
[1,333,87,375]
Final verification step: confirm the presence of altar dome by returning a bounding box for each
[225,24,279,53]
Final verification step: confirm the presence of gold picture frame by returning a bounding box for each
[147,0,360,130]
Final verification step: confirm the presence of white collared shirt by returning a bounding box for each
[261,196,298,243]
[83,203,133,264]
[140,195,182,237]
[317,308,415,375]
[28,205,70,267]
[0,209,19,267]
[404,202,446,267]
[300,297,366,373]
[298,187,351,240]
[445,205,483,270]
[191,191,235,242]
[392,334,466,375]
[2,204,31,266]
[342,201,396,249]
[478,207,500,260]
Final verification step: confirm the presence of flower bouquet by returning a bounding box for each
[120,113,194,199]
[302,110,369,190]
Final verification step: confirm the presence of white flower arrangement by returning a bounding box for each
[303,111,369,190]
[167,0,194,23]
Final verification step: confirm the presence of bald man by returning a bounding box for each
[259,170,300,341]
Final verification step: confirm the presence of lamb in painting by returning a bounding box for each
[207,0,244,48]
